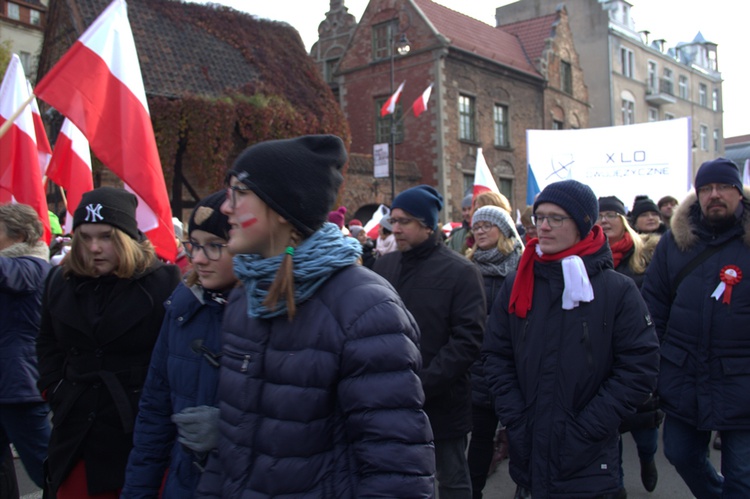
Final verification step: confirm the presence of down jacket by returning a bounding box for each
[196,264,435,498]
[642,191,750,430]
[0,241,50,404]
[483,243,659,498]
[122,282,225,498]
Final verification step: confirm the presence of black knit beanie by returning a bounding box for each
[72,187,139,240]
[227,135,347,237]
[597,196,626,215]
[534,180,598,239]
[392,185,444,230]
[189,191,231,240]
[694,157,743,195]
[630,195,660,221]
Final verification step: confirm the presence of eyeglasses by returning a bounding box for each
[387,217,420,226]
[532,215,572,228]
[183,240,228,261]
[471,223,495,233]
[597,212,620,221]
[226,184,252,209]
[697,183,735,196]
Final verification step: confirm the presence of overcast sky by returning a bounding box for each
[196,0,748,138]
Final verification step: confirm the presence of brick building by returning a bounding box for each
[313,0,589,222]
[0,0,48,78]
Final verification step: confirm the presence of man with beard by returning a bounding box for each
[643,157,750,498]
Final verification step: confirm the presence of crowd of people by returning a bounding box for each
[0,132,748,499]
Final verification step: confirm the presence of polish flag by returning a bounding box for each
[46,118,94,233]
[0,54,51,243]
[473,148,501,199]
[27,82,52,176]
[380,81,405,117]
[34,0,176,262]
[411,83,433,117]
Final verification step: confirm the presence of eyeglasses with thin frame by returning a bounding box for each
[183,240,228,261]
[471,222,495,233]
[532,214,573,228]
[697,183,735,196]
[226,184,252,209]
[597,212,620,221]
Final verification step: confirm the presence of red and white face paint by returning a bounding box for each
[221,180,275,257]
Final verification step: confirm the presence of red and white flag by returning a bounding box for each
[27,82,52,176]
[34,0,176,261]
[473,148,501,199]
[411,83,433,117]
[380,81,405,117]
[0,54,51,243]
[46,118,93,233]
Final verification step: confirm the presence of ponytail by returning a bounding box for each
[263,230,302,320]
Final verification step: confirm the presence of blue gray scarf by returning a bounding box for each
[234,223,362,319]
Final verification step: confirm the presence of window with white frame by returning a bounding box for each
[620,47,634,78]
[7,2,19,20]
[459,94,476,142]
[647,61,657,92]
[699,84,707,107]
[714,129,720,152]
[648,107,658,122]
[30,9,40,25]
[712,89,719,111]
[679,75,688,99]
[700,125,708,151]
[493,104,509,147]
[622,98,635,125]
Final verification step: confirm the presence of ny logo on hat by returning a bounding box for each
[85,204,104,222]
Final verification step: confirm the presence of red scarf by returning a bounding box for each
[508,225,606,318]
[608,231,633,269]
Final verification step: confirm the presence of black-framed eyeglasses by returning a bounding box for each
[226,184,252,209]
[471,223,495,233]
[532,215,573,228]
[183,240,227,261]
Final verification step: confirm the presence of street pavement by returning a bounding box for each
[14,427,721,498]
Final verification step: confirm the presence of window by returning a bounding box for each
[712,89,719,111]
[375,97,403,144]
[679,75,688,99]
[561,61,572,94]
[459,94,476,142]
[699,84,707,107]
[499,178,513,204]
[18,52,30,73]
[700,125,708,151]
[664,113,675,120]
[552,120,564,130]
[29,9,40,25]
[647,61,657,92]
[7,2,19,20]
[620,47,634,78]
[493,104,509,147]
[621,99,635,125]
[464,174,474,196]
[324,58,340,82]
[648,107,658,122]
[372,22,394,61]
[714,129,720,152]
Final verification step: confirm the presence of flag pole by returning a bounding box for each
[0,93,35,140]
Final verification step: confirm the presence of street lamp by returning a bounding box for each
[390,33,410,204]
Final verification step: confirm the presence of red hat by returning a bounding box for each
[328,206,347,229]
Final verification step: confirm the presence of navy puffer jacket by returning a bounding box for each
[197,264,435,498]
[483,243,659,498]
[642,193,750,430]
[122,282,224,498]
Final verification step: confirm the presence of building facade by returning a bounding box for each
[0,0,47,78]
[497,0,724,172]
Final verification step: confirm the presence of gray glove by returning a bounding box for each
[171,405,220,453]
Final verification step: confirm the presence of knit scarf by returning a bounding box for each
[609,231,633,269]
[233,222,362,319]
[472,243,522,277]
[508,225,606,318]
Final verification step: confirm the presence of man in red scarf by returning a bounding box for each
[483,180,659,499]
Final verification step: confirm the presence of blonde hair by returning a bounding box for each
[474,191,512,212]
[466,227,516,260]
[63,226,155,278]
[619,214,650,275]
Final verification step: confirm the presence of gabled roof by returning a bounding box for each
[499,12,558,65]
[412,0,541,78]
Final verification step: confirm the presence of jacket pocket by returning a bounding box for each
[557,418,617,480]
[718,357,750,424]
[506,414,532,487]
[657,342,690,415]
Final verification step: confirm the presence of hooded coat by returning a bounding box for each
[642,190,750,430]
[483,243,659,498]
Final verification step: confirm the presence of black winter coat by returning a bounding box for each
[37,262,180,495]
[483,243,659,498]
[374,236,486,439]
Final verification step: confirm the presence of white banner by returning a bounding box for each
[527,117,692,209]
[373,143,389,178]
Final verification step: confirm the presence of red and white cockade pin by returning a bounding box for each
[710,265,742,304]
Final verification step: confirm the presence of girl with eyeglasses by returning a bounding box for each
[122,191,237,498]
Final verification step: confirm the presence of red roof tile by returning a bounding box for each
[500,13,558,65]
[412,0,541,78]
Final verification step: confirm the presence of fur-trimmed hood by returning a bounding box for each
[0,240,49,261]
[669,188,750,251]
